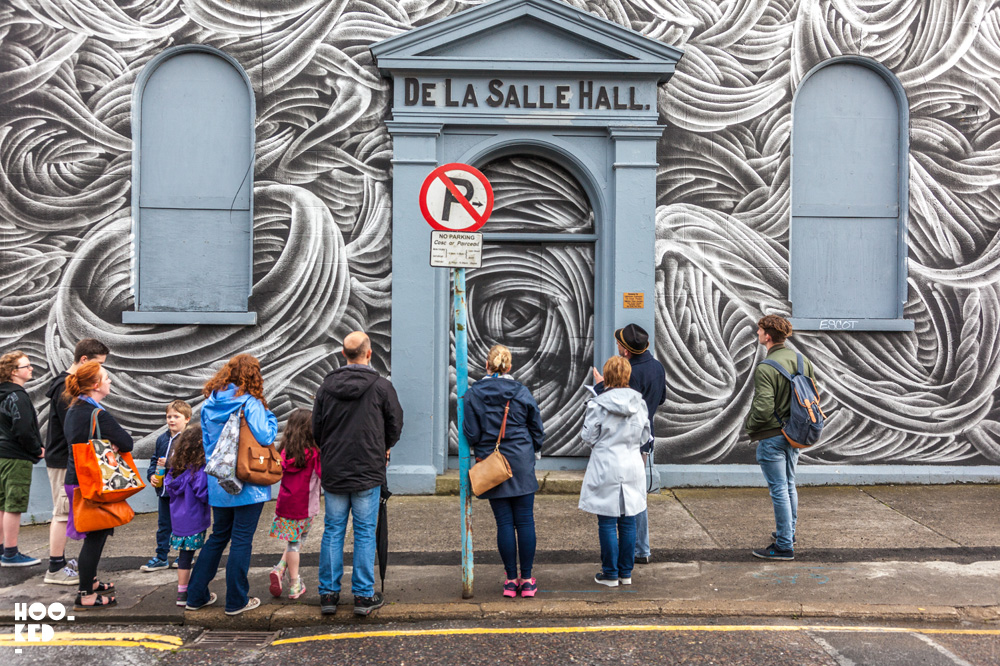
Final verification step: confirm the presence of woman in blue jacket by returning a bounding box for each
[463,345,544,598]
[185,354,278,616]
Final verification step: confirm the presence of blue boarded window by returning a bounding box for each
[124,46,256,325]
[789,58,912,332]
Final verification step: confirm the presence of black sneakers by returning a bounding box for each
[353,592,385,616]
[752,543,795,561]
[320,592,340,615]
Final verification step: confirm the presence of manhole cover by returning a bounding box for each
[187,630,279,649]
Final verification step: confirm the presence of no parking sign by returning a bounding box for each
[419,163,494,232]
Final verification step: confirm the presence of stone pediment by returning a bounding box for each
[371,0,682,80]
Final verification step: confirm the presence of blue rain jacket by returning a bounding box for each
[201,384,278,507]
[463,376,544,500]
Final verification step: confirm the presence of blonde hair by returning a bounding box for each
[166,399,192,419]
[603,356,631,389]
[486,344,513,374]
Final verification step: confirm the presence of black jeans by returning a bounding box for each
[77,528,112,594]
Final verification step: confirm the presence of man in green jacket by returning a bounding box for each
[745,315,816,561]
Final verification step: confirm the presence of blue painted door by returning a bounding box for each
[791,63,900,319]
[138,51,252,312]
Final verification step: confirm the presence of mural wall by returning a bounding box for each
[1,0,999,465]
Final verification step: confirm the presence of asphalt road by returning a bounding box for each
[3,618,997,666]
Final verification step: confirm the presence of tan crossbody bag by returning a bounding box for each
[469,401,513,497]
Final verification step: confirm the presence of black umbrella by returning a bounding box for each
[376,483,392,592]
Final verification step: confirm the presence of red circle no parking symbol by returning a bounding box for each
[419,163,494,232]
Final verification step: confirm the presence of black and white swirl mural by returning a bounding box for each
[2,0,1000,465]
[450,156,595,456]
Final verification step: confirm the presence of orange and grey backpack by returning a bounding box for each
[760,353,825,448]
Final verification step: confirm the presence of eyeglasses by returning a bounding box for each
[16,364,31,370]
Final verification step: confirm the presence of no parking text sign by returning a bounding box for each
[420,163,493,267]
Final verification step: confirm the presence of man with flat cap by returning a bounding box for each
[592,323,667,564]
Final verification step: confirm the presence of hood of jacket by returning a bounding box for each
[320,365,380,401]
[590,387,645,416]
[0,382,25,402]
[45,372,67,403]
[469,376,521,406]
[202,385,257,424]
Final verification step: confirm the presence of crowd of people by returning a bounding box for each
[0,315,813,611]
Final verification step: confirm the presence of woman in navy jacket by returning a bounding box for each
[463,344,544,598]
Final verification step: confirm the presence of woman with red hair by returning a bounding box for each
[62,361,133,609]
[184,354,278,616]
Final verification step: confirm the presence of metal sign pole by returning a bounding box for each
[454,266,474,598]
[419,162,491,601]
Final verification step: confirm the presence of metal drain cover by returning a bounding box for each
[188,630,279,649]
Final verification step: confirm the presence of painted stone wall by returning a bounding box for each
[1,0,998,465]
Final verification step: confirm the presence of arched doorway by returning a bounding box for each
[370,0,682,492]
[450,155,595,457]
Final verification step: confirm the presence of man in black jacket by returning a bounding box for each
[592,324,667,564]
[0,351,44,567]
[313,331,403,617]
[44,338,108,584]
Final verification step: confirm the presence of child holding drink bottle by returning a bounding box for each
[140,400,191,572]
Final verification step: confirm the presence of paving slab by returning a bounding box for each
[674,486,958,550]
[864,485,1000,547]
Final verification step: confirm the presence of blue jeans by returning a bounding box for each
[155,495,171,560]
[756,434,799,551]
[488,493,536,579]
[634,509,650,558]
[597,514,636,579]
[186,503,264,612]
[319,487,379,597]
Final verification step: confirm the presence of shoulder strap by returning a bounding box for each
[760,359,793,381]
[494,401,510,452]
[90,408,102,440]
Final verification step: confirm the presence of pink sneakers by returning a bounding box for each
[269,560,286,597]
[519,578,537,598]
[502,579,519,597]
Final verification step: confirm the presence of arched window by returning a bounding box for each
[790,58,912,332]
[124,46,256,325]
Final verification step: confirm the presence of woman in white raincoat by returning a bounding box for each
[578,356,650,588]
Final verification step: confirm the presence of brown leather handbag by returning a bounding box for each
[469,401,513,497]
[235,414,283,486]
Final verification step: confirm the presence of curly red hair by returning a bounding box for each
[203,354,268,409]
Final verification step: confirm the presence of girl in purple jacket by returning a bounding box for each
[268,409,321,600]
[163,425,211,607]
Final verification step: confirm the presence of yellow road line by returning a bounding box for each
[0,631,183,650]
[272,624,1000,646]
[2,625,997,650]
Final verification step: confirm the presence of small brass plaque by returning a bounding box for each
[623,292,644,309]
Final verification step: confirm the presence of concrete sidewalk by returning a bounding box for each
[1,485,999,628]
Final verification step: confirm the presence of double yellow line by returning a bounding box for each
[0,631,183,651]
[3,624,999,650]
